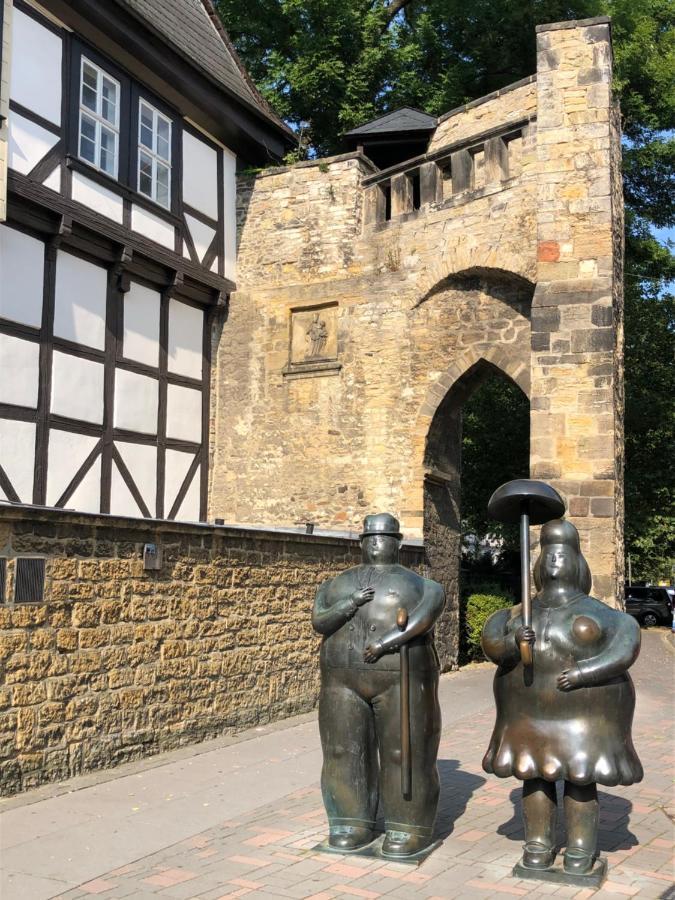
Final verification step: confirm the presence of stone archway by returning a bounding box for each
[422,359,530,669]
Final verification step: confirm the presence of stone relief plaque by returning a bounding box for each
[284,303,341,378]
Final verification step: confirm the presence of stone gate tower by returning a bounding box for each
[211,16,624,667]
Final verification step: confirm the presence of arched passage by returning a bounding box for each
[422,359,530,670]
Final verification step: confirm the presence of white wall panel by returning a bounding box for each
[164,448,194,514]
[110,459,143,518]
[166,383,201,442]
[123,282,160,366]
[182,131,218,219]
[8,114,59,174]
[0,333,39,407]
[46,429,99,505]
[116,441,157,516]
[223,147,237,280]
[114,369,158,434]
[0,418,35,502]
[131,205,175,249]
[0,225,44,328]
[168,299,203,378]
[185,213,216,263]
[175,463,200,521]
[51,352,104,423]
[54,251,107,350]
[10,8,62,125]
[42,166,61,193]
[72,172,124,224]
[65,455,101,514]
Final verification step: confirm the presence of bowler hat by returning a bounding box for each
[360,513,402,540]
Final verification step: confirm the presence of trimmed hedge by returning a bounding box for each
[465,588,514,661]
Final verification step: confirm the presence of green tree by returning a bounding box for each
[219,0,675,579]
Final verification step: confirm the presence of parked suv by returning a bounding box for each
[624,585,673,627]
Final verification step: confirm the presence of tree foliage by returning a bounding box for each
[218,0,675,580]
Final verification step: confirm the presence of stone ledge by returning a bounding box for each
[282,360,342,380]
[536,16,611,33]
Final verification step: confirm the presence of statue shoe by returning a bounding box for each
[328,825,374,851]
[521,841,556,869]
[563,847,595,875]
[382,830,431,857]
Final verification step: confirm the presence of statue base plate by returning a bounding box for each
[513,856,607,888]
[313,834,442,866]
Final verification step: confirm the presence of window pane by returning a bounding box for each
[140,122,153,150]
[139,151,153,197]
[157,118,171,161]
[156,163,170,208]
[79,114,97,164]
[101,77,118,125]
[99,127,117,176]
[82,83,97,113]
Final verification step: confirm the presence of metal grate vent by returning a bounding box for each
[0,559,5,604]
[14,558,46,604]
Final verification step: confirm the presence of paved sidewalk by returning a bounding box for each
[1,630,673,900]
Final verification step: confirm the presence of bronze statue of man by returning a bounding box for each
[482,519,643,878]
[312,513,445,857]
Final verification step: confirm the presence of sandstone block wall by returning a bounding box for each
[0,507,422,796]
[530,17,624,601]
[212,17,623,665]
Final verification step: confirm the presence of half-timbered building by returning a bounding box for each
[0,0,294,523]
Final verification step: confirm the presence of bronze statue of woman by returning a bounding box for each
[481,519,643,877]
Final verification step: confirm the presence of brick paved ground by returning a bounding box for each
[4,631,674,900]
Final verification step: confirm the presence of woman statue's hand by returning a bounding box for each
[557,666,584,691]
[515,625,535,646]
[352,587,375,607]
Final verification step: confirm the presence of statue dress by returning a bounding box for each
[481,519,642,876]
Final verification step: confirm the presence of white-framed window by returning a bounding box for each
[78,58,120,178]
[138,100,172,210]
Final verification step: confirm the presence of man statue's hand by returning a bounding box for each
[352,587,375,607]
[363,640,384,663]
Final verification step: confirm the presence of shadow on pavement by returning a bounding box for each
[434,759,487,839]
[497,786,638,850]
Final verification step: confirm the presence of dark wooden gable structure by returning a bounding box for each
[0,0,294,522]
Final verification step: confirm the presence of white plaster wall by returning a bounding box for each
[113,369,158,434]
[164,447,194,513]
[115,440,157,516]
[42,166,61,192]
[0,417,35,502]
[182,131,218,219]
[168,299,203,378]
[0,332,39,407]
[65,455,101,513]
[50,351,104,423]
[8,114,59,175]
[223,147,236,280]
[46,429,99,505]
[0,224,44,327]
[72,172,124,224]
[175,463,200,521]
[10,7,62,126]
[110,460,142,518]
[123,282,160,366]
[131,204,175,249]
[166,383,201,442]
[185,213,215,263]
[54,251,107,350]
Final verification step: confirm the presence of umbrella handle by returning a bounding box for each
[520,506,534,668]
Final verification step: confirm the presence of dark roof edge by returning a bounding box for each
[200,0,295,141]
[114,0,295,146]
[344,107,438,137]
[437,74,536,125]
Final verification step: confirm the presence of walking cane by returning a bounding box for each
[487,480,565,668]
[397,607,412,798]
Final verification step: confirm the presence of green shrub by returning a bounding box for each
[464,589,514,661]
